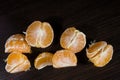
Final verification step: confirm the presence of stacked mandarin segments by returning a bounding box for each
[5,34,31,53]
[34,52,53,70]
[25,21,54,48]
[86,41,113,67]
[4,34,31,73]
[5,51,31,73]
[60,27,86,53]
[52,50,77,68]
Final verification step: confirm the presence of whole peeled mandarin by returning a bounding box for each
[60,27,86,53]
[25,21,54,48]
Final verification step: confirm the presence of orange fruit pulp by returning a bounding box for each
[60,27,86,53]
[34,52,53,70]
[52,49,77,68]
[5,34,31,53]
[5,51,31,73]
[86,41,113,67]
[25,21,54,48]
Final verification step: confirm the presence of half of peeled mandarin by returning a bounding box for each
[5,34,31,53]
[52,49,77,68]
[25,21,54,48]
[34,52,53,70]
[5,51,31,73]
[60,27,86,53]
[86,41,113,67]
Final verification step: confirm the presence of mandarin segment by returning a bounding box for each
[52,50,77,68]
[86,41,113,67]
[60,27,86,53]
[5,34,31,53]
[34,52,53,70]
[5,52,31,73]
[25,21,54,48]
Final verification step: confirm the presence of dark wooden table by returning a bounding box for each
[0,0,120,80]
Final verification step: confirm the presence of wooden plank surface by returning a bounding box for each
[0,0,120,80]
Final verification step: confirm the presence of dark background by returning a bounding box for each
[0,0,120,80]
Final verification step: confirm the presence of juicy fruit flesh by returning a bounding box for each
[25,21,54,48]
[5,34,31,53]
[86,41,113,67]
[5,52,31,73]
[60,27,86,53]
[86,41,107,58]
[91,45,113,67]
[40,22,54,47]
[4,19,114,72]
[87,41,107,54]
[34,52,53,70]
[52,50,77,68]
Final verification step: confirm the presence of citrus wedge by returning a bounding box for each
[34,52,53,70]
[52,50,77,68]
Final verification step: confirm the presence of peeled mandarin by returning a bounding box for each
[5,34,31,53]
[34,52,53,70]
[52,50,77,68]
[60,27,86,53]
[86,41,113,67]
[5,52,31,73]
[86,41,107,58]
[25,21,54,48]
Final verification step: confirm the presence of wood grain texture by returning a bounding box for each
[0,0,120,80]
